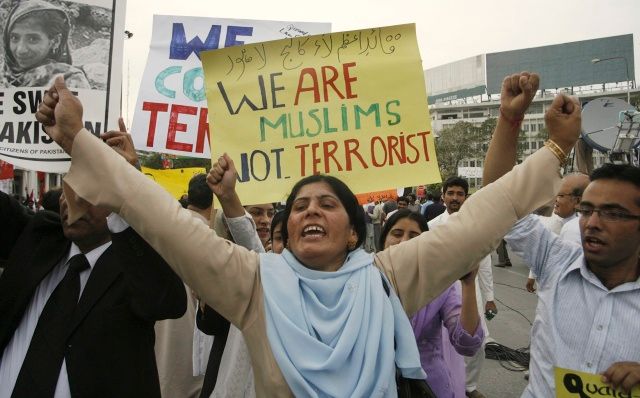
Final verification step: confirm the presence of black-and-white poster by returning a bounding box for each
[0,0,125,172]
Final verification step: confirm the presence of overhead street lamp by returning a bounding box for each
[591,56,632,104]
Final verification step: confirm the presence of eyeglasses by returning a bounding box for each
[575,206,640,222]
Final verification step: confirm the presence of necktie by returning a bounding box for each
[11,254,90,398]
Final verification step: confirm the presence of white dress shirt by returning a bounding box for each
[528,213,577,279]
[211,211,260,398]
[559,216,581,245]
[506,214,640,398]
[0,241,111,398]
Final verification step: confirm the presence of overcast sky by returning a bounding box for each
[122,0,639,116]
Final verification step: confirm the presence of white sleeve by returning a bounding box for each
[225,211,265,253]
[505,214,581,286]
[106,212,130,233]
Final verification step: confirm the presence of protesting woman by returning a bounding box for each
[36,74,579,397]
[380,209,483,398]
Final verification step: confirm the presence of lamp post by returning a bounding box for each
[591,56,631,104]
[124,31,133,126]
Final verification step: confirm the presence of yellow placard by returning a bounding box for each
[555,367,640,398]
[141,167,206,199]
[202,24,439,205]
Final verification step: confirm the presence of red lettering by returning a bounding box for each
[294,68,320,105]
[387,134,406,165]
[142,101,168,147]
[344,139,368,171]
[370,136,387,167]
[320,66,344,102]
[343,62,358,99]
[166,104,197,152]
[322,140,342,173]
[295,143,309,176]
[405,134,420,164]
[294,63,358,105]
[311,142,321,175]
[417,131,430,161]
[195,107,210,154]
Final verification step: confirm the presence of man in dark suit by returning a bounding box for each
[0,137,186,397]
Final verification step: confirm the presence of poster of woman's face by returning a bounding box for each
[0,0,125,174]
[0,0,113,89]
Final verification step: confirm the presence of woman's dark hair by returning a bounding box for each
[270,210,285,242]
[379,208,428,250]
[280,175,366,250]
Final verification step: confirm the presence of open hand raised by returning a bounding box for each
[101,118,139,167]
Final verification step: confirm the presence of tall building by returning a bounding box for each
[426,34,637,189]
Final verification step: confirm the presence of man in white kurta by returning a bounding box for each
[428,177,495,398]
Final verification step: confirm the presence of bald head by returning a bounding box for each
[554,173,590,218]
[563,173,590,195]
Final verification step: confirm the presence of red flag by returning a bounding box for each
[0,160,13,180]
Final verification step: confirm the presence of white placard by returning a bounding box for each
[0,0,126,172]
[131,15,330,158]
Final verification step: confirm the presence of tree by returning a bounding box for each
[139,152,211,171]
[172,157,212,171]
[139,152,162,169]
[435,118,495,179]
[517,127,549,162]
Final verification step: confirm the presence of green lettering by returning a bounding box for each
[354,103,381,130]
[386,100,401,126]
[259,114,288,142]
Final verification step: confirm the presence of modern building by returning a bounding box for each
[426,34,637,189]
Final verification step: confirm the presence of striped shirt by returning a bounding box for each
[506,215,640,398]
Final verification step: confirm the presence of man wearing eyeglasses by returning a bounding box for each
[554,174,590,221]
[524,173,590,292]
[504,163,640,397]
[480,80,640,397]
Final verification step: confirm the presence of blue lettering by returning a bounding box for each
[169,24,254,60]
[224,26,253,47]
[169,23,221,60]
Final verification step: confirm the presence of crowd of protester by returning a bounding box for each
[1,64,639,398]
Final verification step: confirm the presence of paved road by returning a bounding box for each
[476,250,538,398]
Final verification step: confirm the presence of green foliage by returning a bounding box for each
[172,157,212,170]
[139,152,211,171]
[140,152,162,169]
[517,127,549,161]
[435,118,495,179]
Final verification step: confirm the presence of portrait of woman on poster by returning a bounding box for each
[3,0,90,88]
